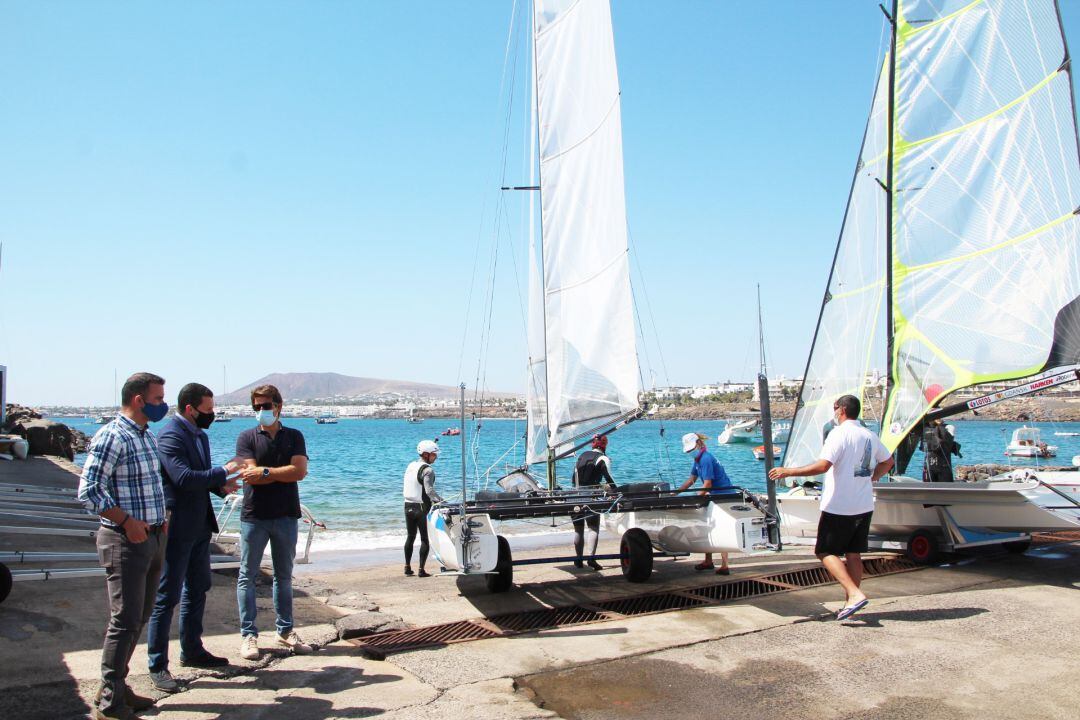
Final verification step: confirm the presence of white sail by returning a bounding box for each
[526,0,640,465]
[787,0,1080,467]
[882,0,1080,447]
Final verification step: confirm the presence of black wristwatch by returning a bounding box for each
[262,467,270,478]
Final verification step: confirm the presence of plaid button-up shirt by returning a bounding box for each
[78,414,166,526]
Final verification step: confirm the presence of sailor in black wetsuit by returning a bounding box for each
[571,434,615,570]
[921,420,961,482]
[403,440,444,577]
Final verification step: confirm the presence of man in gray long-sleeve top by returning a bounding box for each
[78,372,169,720]
[402,439,443,577]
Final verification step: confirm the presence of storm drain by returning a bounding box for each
[349,555,920,656]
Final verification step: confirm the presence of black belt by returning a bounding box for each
[102,521,166,535]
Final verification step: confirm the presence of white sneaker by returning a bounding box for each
[239,634,260,661]
[276,630,313,655]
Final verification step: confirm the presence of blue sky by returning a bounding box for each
[1,1,1078,406]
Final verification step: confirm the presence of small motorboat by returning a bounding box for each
[1004,426,1057,458]
[441,427,461,436]
[752,444,781,461]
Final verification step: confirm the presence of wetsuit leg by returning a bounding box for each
[572,513,586,560]
[418,501,431,570]
[584,514,600,558]
[404,503,420,564]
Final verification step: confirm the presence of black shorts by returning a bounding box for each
[815,510,873,556]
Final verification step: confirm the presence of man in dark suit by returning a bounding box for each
[146,383,240,692]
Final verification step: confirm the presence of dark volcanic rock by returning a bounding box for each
[3,404,90,458]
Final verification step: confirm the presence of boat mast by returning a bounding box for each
[882,0,899,441]
[756,284,779,546]
[528,0,556,491]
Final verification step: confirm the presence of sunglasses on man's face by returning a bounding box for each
[253,402,275,411]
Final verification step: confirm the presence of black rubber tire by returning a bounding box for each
[0,562,11,605]
[620,528,653,583]
[485,536,513,593]
[905,530,940,565]
[1003,539,1032,554]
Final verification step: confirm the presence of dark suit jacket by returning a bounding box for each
[158,415,228,540]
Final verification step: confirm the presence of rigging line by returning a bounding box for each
[457,0,526,384]
[627,228,671,388]
[474,0,528,400]
[628,273,653,396]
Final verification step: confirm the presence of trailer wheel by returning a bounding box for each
[905,530,940,565]
[0,562,11,604]
[1003,539,1031,554]
[485,536,513,593]
[620,529,653,583]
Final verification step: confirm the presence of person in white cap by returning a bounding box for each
[677,432,734,574]
[403,439,444,578]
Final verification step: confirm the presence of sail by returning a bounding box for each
[526,0,640,465]
[787,0,1080,467]
[784,58,891,470]
[881,0,1080,448]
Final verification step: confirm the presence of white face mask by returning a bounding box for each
[256,409,277,427]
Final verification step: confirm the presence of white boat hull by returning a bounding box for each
[718,419,759,444]
[776,479,1080,543]
[1004,444,1056,458]
[603,499,768,554]
[427,509,500,573]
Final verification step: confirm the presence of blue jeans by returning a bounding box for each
[236,517,298,638]
[147,533,213,672]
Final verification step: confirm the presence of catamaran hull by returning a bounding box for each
[777,480,1080,542]
[603,500,768,554]
[427,509,500,573]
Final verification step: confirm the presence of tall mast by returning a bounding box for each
[882,0,899,428]
[530,0,556,490]
[757,284,767,377]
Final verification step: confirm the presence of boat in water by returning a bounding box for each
[1004,426,1056,458]
[428,0,770,589]
[316,413,339,425]
[752,444,781,461]
[777,0,1080,560]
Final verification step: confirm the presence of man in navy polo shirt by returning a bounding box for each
[677,432,734,575]
[234,383,312,660]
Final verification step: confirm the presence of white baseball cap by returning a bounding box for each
[681,432,704,453]
[417,439,440,456]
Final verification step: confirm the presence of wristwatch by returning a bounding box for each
[262,467,271,478]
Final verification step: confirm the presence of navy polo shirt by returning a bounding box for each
[235,424,308,521]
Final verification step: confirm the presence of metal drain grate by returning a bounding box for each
[493,606,608,632]
[358,620,499,651]
[349,555,921,656]
[594,591,710,616]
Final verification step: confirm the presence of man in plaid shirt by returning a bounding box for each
[78,372,170,720]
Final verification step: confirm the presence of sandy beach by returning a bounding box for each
[1,456,1078,719]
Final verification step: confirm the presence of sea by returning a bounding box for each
[56,415,1080,556]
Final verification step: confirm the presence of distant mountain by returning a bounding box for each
[218,372,517,404]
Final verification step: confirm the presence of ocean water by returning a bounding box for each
[58,415,1080,553]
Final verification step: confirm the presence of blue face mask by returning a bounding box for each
[256,409,277,427]
[143,401,169,423]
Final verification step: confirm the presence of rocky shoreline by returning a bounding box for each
[446,395,1080,423]
[3,404,89,460]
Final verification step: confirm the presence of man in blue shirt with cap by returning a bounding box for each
[677,432,733,575]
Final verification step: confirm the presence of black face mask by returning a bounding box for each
[194,409,216,430]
